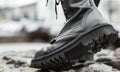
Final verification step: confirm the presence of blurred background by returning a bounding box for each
[0,0,120,62]
[0,0,120,42]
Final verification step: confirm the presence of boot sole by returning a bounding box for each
[30,25,119,71]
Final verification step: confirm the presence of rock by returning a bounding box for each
[3,56,12,61]
[2,56,27,68]
[14,60,27,68]
[6,59,16,64]
[104,61,120,70]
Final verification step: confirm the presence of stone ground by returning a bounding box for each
[0,43,119,72]
[0,56,120,72]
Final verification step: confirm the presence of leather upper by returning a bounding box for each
[34,0,107,57]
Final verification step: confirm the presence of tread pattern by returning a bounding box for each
[88,33,119,53]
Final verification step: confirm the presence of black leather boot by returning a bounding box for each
[30,0,120,71]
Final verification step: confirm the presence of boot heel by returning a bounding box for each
[79,25,119,53]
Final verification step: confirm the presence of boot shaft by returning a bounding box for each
[61,0,100,19]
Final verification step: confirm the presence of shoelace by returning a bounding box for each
[46,0,61,19]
